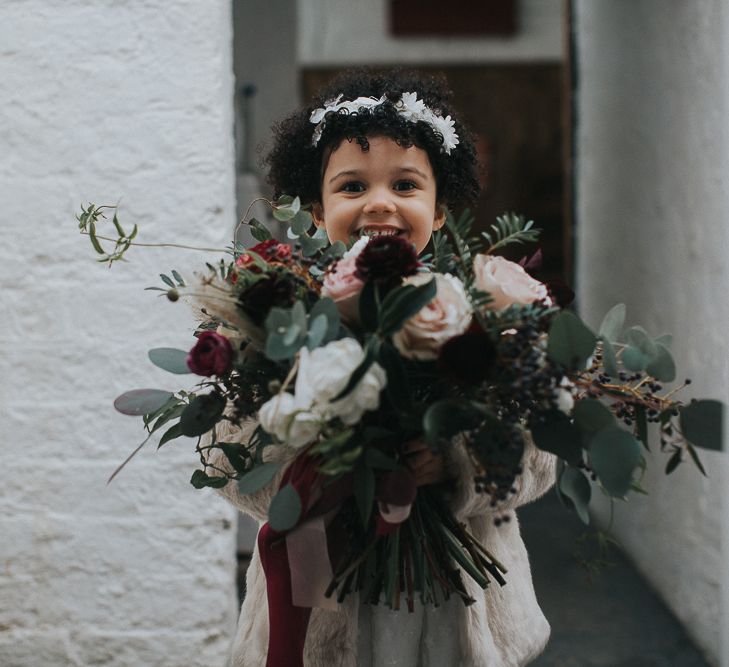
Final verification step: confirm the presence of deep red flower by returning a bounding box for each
[354,235,420,289]
[186,331,233,376]
[237,272,298,326]
[235,240,292,271]
[437,329,497,385]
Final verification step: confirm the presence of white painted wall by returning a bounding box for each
[0,2,239,665]
[575,2,728,664]
[298,0,563,65]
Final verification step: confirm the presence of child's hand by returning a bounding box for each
[403,439,451,487]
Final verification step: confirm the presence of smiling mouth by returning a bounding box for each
[357,226,405,238]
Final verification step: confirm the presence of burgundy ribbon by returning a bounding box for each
[257,456,417,667]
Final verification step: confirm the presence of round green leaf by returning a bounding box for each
[573,399,615,434]
[290,210,313,235]
[179,393,226,437]
[621,346,647,371]
[625,326,657,357]
[589,428,642,497]
[238,462,282,495]
[148,347,192,374]
[600,337,619,378]
[558,467,592,524]
[645,343,676,382]
[547,311,597,370]
[680,400,724,451]
[530,411,583,465]
[114,389,174,416]
[598,303,626,342]
[268,483,302,531]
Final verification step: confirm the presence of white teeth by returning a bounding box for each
[360,228,400,237]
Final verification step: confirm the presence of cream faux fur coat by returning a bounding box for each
[209,421,555,667]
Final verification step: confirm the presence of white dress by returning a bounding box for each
[357,597,461,666]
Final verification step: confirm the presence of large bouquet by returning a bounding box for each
[78,199,722,612]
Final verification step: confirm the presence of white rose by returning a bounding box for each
[392,273,473,360]
[473,255,551,310]
[258,392,321,448]
[296,338,387,425]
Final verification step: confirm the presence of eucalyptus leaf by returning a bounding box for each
[307,314,328,349]
[160,273,175,288]
[148,347,191,374]
[573,399,615,434]
[238,461,282,494]
[558,467,592,524]
[114,389,174,416]
[598,303,626,342]
[625,326,657,357]
[298,232,328,257]
[179,393,226,437]
[308,297,340,344]
[530,411,583,465]
[621,346,647,371]
[589,428,642,497]
[645,343,676,382]
[600,337,619,378]
[272,196,300,222]
[547,311,597,370]
[268,483,302,531]
[290,210,313,235]
[680,400,724,451]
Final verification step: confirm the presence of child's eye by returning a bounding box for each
[394,180,417,192]
[341,181,365,193]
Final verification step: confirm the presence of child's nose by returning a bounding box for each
[362,187,397,215]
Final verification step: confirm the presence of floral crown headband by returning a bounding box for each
[309,91,460,155]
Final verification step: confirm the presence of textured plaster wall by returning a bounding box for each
[0,1,239,665]
[298,0,563,65]
[575,2,728,663]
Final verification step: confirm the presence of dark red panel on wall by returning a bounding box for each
[390,0,517,37]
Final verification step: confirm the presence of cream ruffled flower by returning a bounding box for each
[392,272,473,360]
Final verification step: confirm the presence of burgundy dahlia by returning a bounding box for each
[354,235,420,290]
[437,330,497,385]
[237,272,298,326]
[187,331,233,376]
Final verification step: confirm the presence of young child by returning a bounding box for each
[211,69,556,667]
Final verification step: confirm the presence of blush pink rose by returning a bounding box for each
[392,272,473,360]
[473,255,551,310]
[321,255,365,323]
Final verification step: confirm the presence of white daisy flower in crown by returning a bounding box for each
[429,113,459,154]
[309,95,342,124]
[397,92,427,120]
[308,90,459,154]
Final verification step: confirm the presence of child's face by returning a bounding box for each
[312,136,445,255]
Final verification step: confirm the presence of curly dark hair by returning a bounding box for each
[265,68,480,210]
